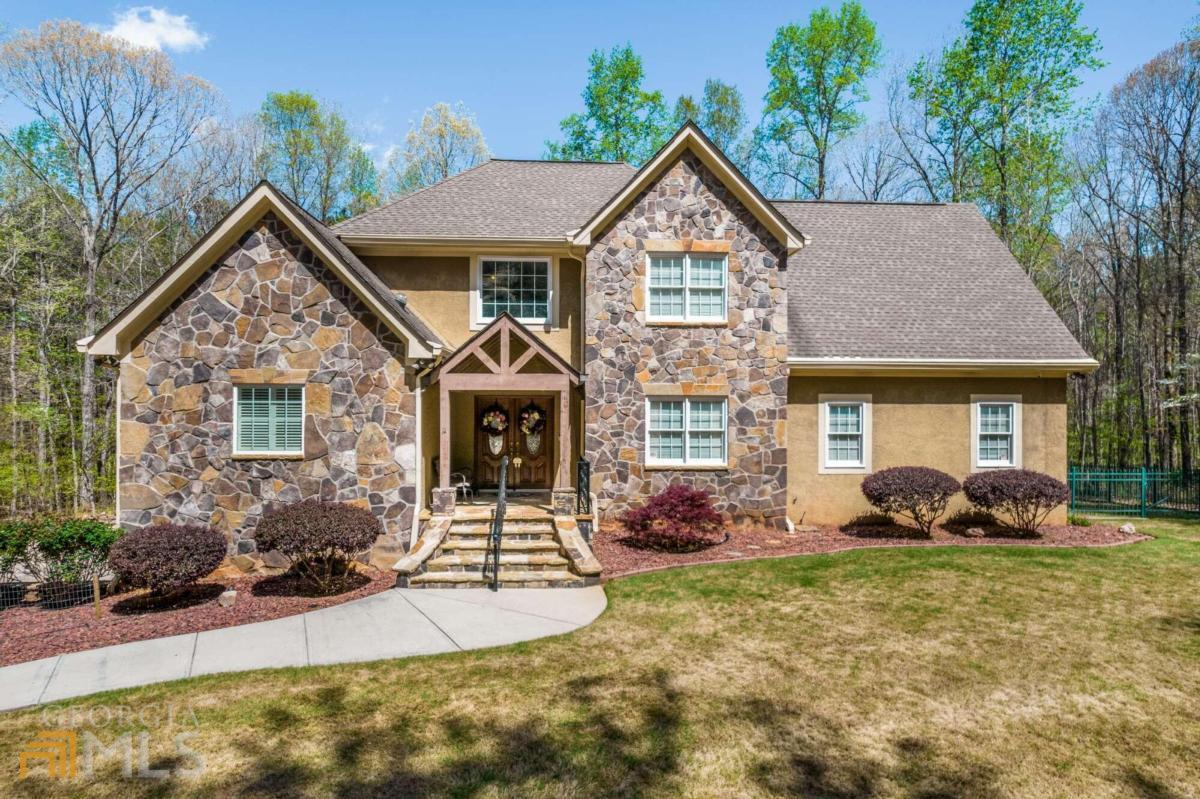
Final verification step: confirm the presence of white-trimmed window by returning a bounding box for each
[646,397,727,466]
[647,254,727,322]
[972,396,1021,468]
[234,385,304,456]
[476,257,553,325]
[819,395,872,473]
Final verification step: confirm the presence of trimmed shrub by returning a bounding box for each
[12,517,121,584]
[620,485,725,552]
[860,467,960,537]
[255,500,380,591]
[962,469,1069,535]
[0,519,31,583]
[108,524,227,595]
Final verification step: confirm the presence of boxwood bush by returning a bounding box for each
[620,485,725,552]
[962,469,1069,535]
[255,500,380,591]
[7,517,121,584]
[108,523,227,595]
[0,519,30,584]
[860,467,960,537]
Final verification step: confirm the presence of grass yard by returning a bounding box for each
[3,517,1200,798]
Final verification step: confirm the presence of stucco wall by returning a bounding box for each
[118,213,418,558]
[367,255,582,368]
[787,376,1069,525]
[584,153,789,526]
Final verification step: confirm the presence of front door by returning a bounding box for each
[474,396,555,490]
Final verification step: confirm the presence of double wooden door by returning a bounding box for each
[474,396,555,489]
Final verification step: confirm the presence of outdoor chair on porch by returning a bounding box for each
[434,456,475,504]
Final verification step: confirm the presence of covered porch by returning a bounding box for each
[423,313,582,517]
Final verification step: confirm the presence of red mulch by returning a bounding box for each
[0,567,393,667]
[593,520,1147,579]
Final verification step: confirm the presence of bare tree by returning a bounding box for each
[385,102,489,198]
[0,21,218,509]
[838,122,912,201]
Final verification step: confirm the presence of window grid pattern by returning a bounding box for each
[647,254,727,321]
[480,259,549,321]
[647,398,727,464]
[978,403,1014,464]
[826,403,864,465]
[236,386,303,453]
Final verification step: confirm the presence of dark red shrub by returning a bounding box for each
[255,500,380,591]
[108,523,226,594]
[619,485,725,552]
[962,469,1069,535]
[860,467,960,537]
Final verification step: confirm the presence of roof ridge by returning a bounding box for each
[488,157,633,166]
[332,159,497,230]
[771,198,950,207]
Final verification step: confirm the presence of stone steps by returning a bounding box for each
[409,569,585,588]
[439,539,562,553]
[425,552,571,571]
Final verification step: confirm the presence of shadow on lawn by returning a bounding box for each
[734,698,1001,799]
[230,669,685,798]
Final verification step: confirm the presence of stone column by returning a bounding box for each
[431,487,457,516]
[551,487,576,517]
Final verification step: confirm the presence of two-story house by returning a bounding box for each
[80,123,1097,586]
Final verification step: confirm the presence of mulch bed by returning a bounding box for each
[0,567,393,667]
[593,520,1147,579]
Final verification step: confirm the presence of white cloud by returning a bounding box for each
[103,7,209,52]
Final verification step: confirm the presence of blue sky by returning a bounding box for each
[2,1,1197,162]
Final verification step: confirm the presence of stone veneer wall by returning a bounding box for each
[584,153,789,525]
[118,213,417,561]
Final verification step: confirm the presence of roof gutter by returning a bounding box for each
[787,357,1101,376]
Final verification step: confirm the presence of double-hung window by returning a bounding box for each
[646,397,727,466]
[647,254,727,322]
[234,385,304,456]
[478,257,552,324]
[819,395,871,472]
[973,397,1021,468]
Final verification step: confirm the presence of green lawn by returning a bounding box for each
[3,518,1200,798]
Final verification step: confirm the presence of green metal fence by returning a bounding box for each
[1068,466,1200,517]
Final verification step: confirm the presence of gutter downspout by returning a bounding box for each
[410,353,442,548]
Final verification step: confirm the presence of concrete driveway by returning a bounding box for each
[0,586,606,712]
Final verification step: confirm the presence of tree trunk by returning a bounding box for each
[79,230,98,512]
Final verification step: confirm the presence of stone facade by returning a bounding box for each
[583,154,790,525]
[118,213,417,562]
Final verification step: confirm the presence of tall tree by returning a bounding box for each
[674,79,747,156]
[384,102,489,197]
[258,91,376,223]
[546,44,670,165]
[0,21,217,510]
[939,0,1102,265]
[890,58,980,202]
[759,1,882,198]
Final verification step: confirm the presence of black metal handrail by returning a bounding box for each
[484,456,509,591]
[576,457,591,515]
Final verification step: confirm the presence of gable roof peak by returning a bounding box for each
[571,122,807,254]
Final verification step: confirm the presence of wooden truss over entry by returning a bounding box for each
[433,313,580,490]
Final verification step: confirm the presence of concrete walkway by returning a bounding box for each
[0,586,606,712]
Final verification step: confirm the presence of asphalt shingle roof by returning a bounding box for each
[334,159,1089,362]
[775,201,1090,360]
[334,160,637,239]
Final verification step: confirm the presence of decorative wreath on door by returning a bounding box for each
[519,402,547,455]
[519,402,546,435]
[479,403,509,434]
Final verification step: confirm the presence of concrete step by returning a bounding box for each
[425,552,571,571]
[409,570,585,588]
[449,521,556,535]
[439,539,562,553]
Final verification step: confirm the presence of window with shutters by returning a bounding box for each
[234,385,304,455]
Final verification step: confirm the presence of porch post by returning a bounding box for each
[558,379,571,489]
[439,383,450,489]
